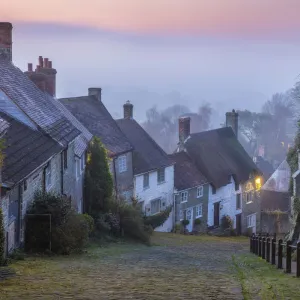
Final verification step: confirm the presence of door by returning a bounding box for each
[236,214,242,235]
[186,208,193,232]
[213,202,220,227]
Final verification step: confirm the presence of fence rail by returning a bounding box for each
[250,233,300,277]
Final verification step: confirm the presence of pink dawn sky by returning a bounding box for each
[1,1,300,121]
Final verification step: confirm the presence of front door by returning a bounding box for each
[236,214,242,235]
[186,208,193,232]
[214,202,220,227]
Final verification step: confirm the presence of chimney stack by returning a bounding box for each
[226,109,238,138]
[88,88,102,101]
[25,56,57,96]
[0,22,13,61]
[123,100,133,119]
[179,116,191,144]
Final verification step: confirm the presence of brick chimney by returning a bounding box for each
[226,109,238,138]
[88,88,102,101]
[123,100,133,119]
[0,22,13,61]
[179,116,191,144]
[25,56,57,96]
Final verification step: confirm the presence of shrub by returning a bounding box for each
[194,218,202,225]
[143,205,172,229]
[181,219,190,226]
[81,214,95,235]
[26,191,90,254]
[221,215,233,230]
[9,249,25,261]
[0,208,5,265]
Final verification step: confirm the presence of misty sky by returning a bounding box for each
[2,0,300,121]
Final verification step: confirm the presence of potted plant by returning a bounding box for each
[181,219,190,234]
[194,218,202,233]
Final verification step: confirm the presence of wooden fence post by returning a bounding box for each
[259,237,262,257]
[262,237,266,259]
[297,242,300,278]
[278,239,283,269]
[266,237,270,263]
[286,240,292,274]
[271,238,276,265]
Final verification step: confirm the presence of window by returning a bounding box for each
[80,155,85,171]
[234,179,239,191]
[236,193,241,209]
[181,191,188,203]
[63,149,68,170]
[212,186,216,194]
[151,198,161,215]
[157,168,165,184]
[118,155,127,173]
[76,158,80,180]
[23,180,27,191]
[45,162,52,190]
[247,214,256,228]
[246,192,253,204]
[196,204,203,218]
[179,209,184,221]
[143,173,149,189]
[197,186,203,198]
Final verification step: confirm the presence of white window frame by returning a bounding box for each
[197,186,203,198]
[118,155,127,173]
[247,213,256,228]
[150,198,161,215]
[45,162,52,191]
[179,209,184,221]
[143,173,149,189]
[195,204,203,218]
[157,168,165,184]
[246,191,253,204]
[180,191,188,203]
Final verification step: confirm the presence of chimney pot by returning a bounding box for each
[48,61,52,68]
[38,56,43,67]
[123,100,133,119]
[88,88,102,102]
[28,63,33,72]
[44,58,49,68]
[226,109,239,138]
[0,22,13,61]
[179,116,191,144]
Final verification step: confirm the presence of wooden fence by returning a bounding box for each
[250,233,300,277]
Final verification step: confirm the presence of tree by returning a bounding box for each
[84,137,113,217]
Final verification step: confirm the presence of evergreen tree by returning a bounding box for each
[84,137,113,217]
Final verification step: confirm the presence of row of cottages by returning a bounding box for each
[170,110,264,235]
[0,22,92,254]
[58,95,175,232]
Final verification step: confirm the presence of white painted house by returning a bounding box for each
[116,101,175,232]
[175,110,260,234]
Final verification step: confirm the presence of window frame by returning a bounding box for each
[247,213,256,228]
[195,204,203,218]
[157,168,165,184]
[236,193,241,210]
[180,191,188,203]
[245,191,253,204]
[150,198,161,215]
[197,186,203,198]
[143,173,149,189]
[118,155,127,173]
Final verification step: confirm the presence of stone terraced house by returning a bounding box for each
[174,110,262,234]
[0,22,92,254]
[116,101,175,232]
[59,89,134,201]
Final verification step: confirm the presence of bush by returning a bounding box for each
[26,191,90,254]
[181,219,190,226]
[0,208,5,265]
[81,214,95,235]
[221,215,233,230]
[9,249,25,261]
[194,218,202,225]
[143,205,172,229]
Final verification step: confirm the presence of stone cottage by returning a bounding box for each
[174,110,261,234]
[59,90,134,200]
[116,101,175,232]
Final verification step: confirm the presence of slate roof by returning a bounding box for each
[168,151,208,191]
[0,111,62,185]
[0,59,80,147]
[181,127,260,189]
[60,96,132,156]
[116,118,172,175]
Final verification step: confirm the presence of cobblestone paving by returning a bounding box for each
[0,235,249,300]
